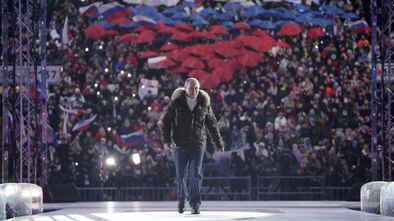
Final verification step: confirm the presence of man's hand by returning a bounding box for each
[164,143,171,152]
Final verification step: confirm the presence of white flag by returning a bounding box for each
[62,16,70,46]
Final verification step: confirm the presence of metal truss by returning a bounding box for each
[380,0,394,181]
[1,0,47,184]
[372,0,394,181]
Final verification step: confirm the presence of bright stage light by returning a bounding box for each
[97,91,101,96]
[99,45,103,50]
[132,153,141,165]
[120,70,125,75]
[107,127,112,132]
[104,68,109,73]
[106,157,116,166]
[114,96,119,101]
[148,106,151,111]
[85,47,89,52]
[127,73,132,78]
[94,83,98,88]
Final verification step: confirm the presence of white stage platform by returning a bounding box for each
[9,201,394,221]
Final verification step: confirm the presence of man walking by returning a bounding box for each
[159,78,224,214]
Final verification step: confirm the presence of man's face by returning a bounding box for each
[185,81,200,99]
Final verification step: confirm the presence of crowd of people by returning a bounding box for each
[42,0,373,190]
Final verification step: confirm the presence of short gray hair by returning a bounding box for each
[184,78,200,88]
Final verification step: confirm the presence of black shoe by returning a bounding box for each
[178,201,185,214]
[191,206,200,214]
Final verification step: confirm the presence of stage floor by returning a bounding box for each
[10,201,394,221]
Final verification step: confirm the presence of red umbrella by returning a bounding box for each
[260,35,277,47]
[139,51,159,59]
[233,34,250,47]
[157,59,177,68]
[233,22,251,31]
[200,53,217,61]
[104,29,119,37]
[171,33,192,42]
[238,51,261,67]
[275,40,291,49]
[158,26,180,35]
[188,45,214,56]
[108,17,132,26]
[242,36,272,52]
[276,23,302,36]
[209,25,229,35]
[174,23,194,32]
[166,50,192,62]
[118,33,137,42]
[213,68,233,83]
[191,31,218,41]
[133,26,149,33]
[160,43,180,51]
[214,44,239,57]
[85,25,106,40]
[307,27,325,38]
[170,66,189,74]
[227,58,242,71]
[207,58,227,69]
[251,29,268,37]
[200,73,220,89]
[133,30,156,44]
[188,69,208,79]
[182,57,206,69]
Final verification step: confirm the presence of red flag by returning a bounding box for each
[195,0,203,8]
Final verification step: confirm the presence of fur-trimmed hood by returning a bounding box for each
[171,88,210,106]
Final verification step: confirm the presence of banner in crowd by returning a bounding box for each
[72,114,97,131]
[59,105,88,116]
[120,130,144,146]
[123,0,180,7]
[1,66,62,84]
[138,78,159,99]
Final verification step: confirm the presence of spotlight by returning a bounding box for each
[104,68,109,73]
[120,70,125,75]
[106,157,116,166]
[127,73,132,78]
[97,91,101,96]
[75,162,79,166]
[85,47,89,52]
[94,83,98,88]
[99,45,103,50]
[107,127,112,132]
[132,93,136,97]
[141,85,145,89]
[114,96,119,101]
[315,45,319,49]
[132,153,141,165]
[148,106,152,111]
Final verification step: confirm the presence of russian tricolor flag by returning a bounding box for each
[350,20,371,34]
[72,114,97,132]
[99,2,131,20]
[59,105,88,117]
[79,2,102,18]
[120,130,144,146]
[132,15,157,27]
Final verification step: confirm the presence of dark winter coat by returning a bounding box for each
[159,88,224,151]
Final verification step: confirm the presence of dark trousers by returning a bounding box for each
[173,149,204,207]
